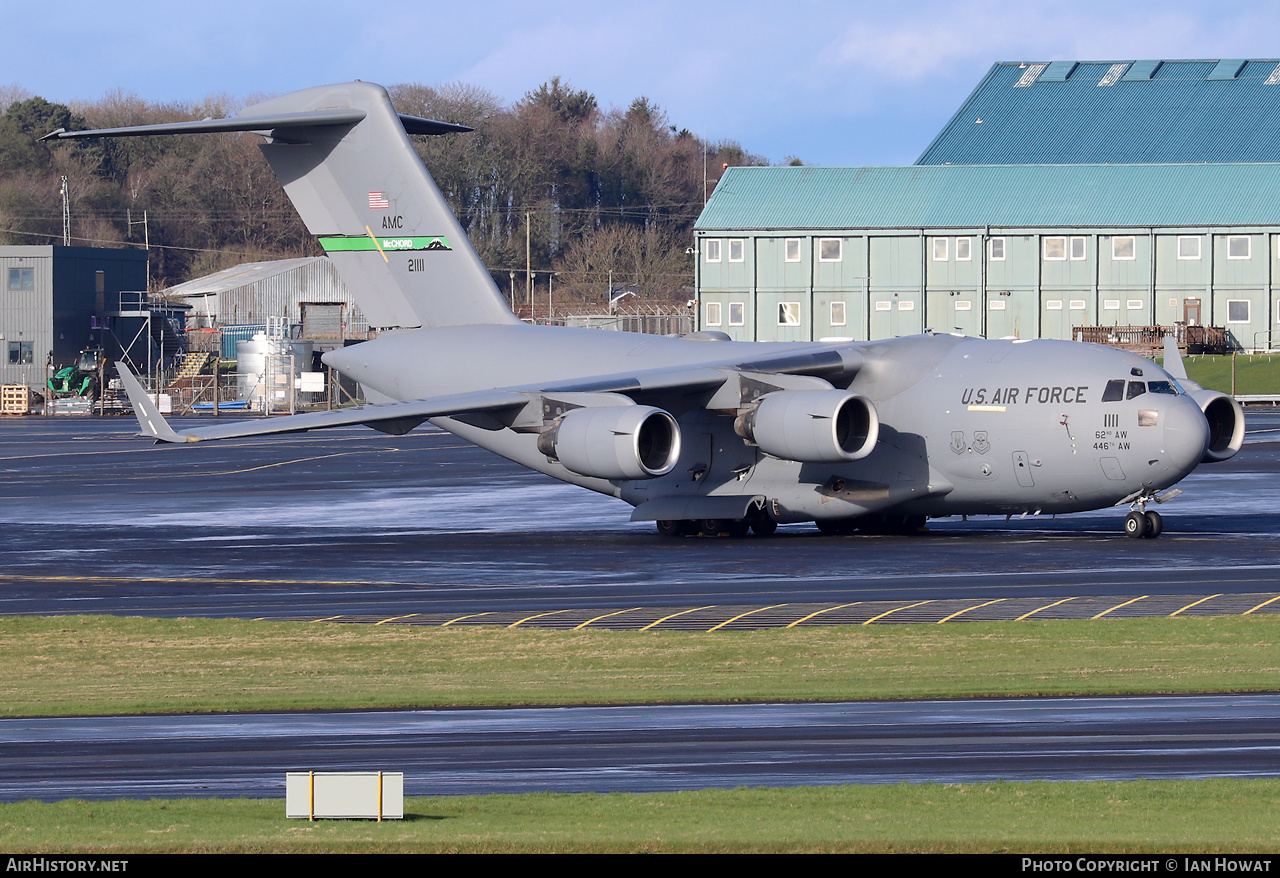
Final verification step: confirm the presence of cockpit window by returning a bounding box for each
[1127,381,1146,400]
[1147,380,1177,395]
[1102,380,1125,402]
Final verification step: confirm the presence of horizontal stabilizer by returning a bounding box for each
[41,111,470,142]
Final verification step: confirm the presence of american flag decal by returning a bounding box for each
[368,191,390,209]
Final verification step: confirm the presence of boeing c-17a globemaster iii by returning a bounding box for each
[45,81,1245,539]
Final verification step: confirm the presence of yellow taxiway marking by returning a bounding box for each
[375,613,419,626]
[507,609,573,629]
[641,606,716,631]
[1092,596,1148,619]
[707,604,788,632]
[441,612,493,627]
[785,602,862,628]
[574,608,643,630]
[1243,595,1280,615]
[1016,596,1078,620]
[862,600,933,625]
[1169,594,1222,617]
[937,598,1007,624]
[311,615,345,622]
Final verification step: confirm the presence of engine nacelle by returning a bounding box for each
[538,405,681,480]
[1187,388,1245,462]
[734,390,879,463]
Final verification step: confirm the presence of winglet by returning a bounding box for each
[1162,334,1189,381]
[115,363,192,443]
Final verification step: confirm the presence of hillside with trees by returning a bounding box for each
[0,79,774,317]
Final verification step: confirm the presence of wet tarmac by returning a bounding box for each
[2,412,1278,623]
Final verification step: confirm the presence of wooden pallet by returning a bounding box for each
[1,385,32,415]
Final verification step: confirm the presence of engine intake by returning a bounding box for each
[735,390,879,463]
[538,405,681,480]
[1188,389,1245,462]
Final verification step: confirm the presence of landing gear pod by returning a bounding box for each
[539,405,682,480]
[1187,389,1245,462]
[735,390,879,463]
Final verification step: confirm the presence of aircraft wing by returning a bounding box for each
[117,343,863,444]
[116,363,527,443]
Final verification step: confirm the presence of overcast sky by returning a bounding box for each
[6,1,1280,166]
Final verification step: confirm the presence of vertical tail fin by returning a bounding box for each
[46,82,518,331]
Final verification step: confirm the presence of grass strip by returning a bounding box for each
[1,615,1277,717]
[1159,353,1280,395]
[2,780,1278,853]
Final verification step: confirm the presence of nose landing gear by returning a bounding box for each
[1121,488,1181,539]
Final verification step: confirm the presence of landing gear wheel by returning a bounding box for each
[726,519,751,539]
[1143,510,1163,539]
[656,519,688,538]
[1124,510,1149,539]
[699,519,728,537]
[749,517,778,537]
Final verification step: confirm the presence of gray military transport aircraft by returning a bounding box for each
[46,81,1245,539]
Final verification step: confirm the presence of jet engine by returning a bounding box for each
[538,405,681,480]
[1186,389,1245,462]
[734,390,879,463]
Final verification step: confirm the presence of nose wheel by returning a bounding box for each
[1123,509,1163,539]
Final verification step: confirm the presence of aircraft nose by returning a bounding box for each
[1162,396,1211,475]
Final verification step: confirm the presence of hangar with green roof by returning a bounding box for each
[694,59,1280,350]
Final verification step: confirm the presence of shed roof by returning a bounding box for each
[695,164,1280,231]
[918,60,1280,165]
[164,257,332,298]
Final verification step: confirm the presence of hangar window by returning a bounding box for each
[818,238,842,262]
[988,300,1006,311]
[1043,237,1066,260]
[1103,300,1120,310]
[1227,300,1251,323]
[778,302,801,326]
[7,267,34,291]
[704,302,722,326]
[1178,236,1202,260]
[1069,300,1086,310]
[989,237,1006,261]
[875,301,892,311]
[932,237,949,261]
[1112,237,1136,260]
[728,239,745,262]
[830,301,846,326]
[704,240,721,263]
[784,238,801,262]
[898,300,915,311]
[1046,300,1063,310]
[1070,236,1086,260]
[1102,380,1125,402]
[728,302,744,326]
[956,237,972,261]
[955,300,972,311]
[1228,236,1251,259]
[1127,300,1144,310]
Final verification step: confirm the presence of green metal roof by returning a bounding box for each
[918,60,1280,165]
[694,164,1280,231]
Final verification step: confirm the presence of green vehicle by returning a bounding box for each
[48,348,103,398]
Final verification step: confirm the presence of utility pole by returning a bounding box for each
[60,176,70,245]
[525,211,532,314]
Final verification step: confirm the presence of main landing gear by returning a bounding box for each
[655,511,778,538]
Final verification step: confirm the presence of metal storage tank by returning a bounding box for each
[236,333,313,411]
